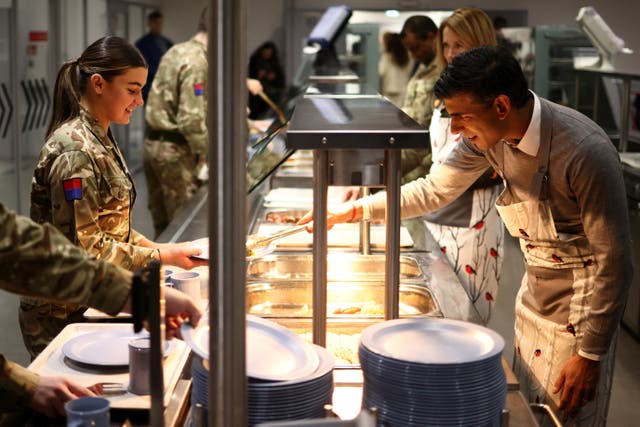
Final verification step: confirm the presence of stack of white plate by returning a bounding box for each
[359,318,506,427]
[184,315,334,426]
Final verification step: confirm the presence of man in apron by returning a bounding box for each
[303,46,633,426]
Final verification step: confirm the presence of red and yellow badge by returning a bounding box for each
[193,83,204,96]
[63,178,83,201]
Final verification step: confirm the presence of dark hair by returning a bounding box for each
[400,15,437,41]
[250,41,281,65]
[434,45,530,109]
[493,16,507,30]
[197,7,208,33]
[47,36,147,137]
[148,10,162,21]
[383,32,409,67]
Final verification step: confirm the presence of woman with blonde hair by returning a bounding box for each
[425,8,503,324]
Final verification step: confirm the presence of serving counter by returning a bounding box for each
[154,180,540,426]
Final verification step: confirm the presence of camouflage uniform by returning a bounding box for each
[22,108,158,358]
[400,59,440,184]
[0,201,131,412]
[144,37,208,237]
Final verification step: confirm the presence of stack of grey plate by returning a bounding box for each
[190,344,334,426]
[185,315,335,426]
[359,318,506,427]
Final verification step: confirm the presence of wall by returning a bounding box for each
[160,0,286,63]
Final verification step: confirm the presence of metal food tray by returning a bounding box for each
[246,254,424,282]
[253,222,414,249]
[247,281,440,319]
[28,323,190,410]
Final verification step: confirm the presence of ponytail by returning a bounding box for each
[46,59,81,138]
[46,36,147,138]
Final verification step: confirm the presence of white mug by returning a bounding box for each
[170,271,201,304]
[65,397,110,427]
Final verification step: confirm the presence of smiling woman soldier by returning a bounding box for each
[22,36,206,359]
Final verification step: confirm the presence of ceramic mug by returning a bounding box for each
[163,268,174,282]
[65,396,110,427]
[170,271,201,303]
[128,337,151,395]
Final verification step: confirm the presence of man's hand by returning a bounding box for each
[553,354,600,416]
[28,376,95,417]
[297,202,361,232]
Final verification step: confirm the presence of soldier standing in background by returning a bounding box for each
[399,15,440,184]
[143,7,262,237]
[22,36,206,359]
[143,8,210,238]
[135,10,174,102]
[0,202,201,418]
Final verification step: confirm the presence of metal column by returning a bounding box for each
[209,0,248,426]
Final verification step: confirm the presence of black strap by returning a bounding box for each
[147,129,188,145]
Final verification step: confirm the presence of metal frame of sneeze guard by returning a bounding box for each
[286,95,428,347]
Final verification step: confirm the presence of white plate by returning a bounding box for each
[360,318,504,365]
[189,237,275,260]
[181,315,320,381]
[61,330,170,366]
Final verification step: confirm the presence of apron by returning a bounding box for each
[426,105,504,324]
[494,134,615,427]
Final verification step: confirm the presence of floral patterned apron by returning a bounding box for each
[494,134,615,426]
[426,105,504,324]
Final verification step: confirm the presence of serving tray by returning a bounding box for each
[28,323,190,410]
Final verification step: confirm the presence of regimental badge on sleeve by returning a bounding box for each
[63,178,83,201]
[193,83,204,96]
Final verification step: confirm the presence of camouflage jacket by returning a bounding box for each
[0,201,131,412]
[30,108,157,271]
[401,58,440,127]
[145,37,208,159]
[400,58,440,184]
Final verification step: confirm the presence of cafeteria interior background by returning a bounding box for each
[0,0,639,425]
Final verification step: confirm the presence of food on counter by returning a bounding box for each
[249,300,418,316]
[266,211,302,224]
[300,332,361,365]
[333,306,362,315]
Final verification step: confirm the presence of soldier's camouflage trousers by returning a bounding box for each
[19,297,85,360]
[143,138,199,238]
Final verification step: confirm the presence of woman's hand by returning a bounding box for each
[297,202,362,232]
[158,243,208,269]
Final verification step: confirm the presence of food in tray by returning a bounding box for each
[266,211,303,224]
[249,300,417,316]
[300,332,361,365]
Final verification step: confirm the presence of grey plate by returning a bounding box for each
[360,317,504,365]
[181,315,320,381]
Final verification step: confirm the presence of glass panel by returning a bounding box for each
[87,0,107,43]
[16,0,51,214]
[59,0,85,61]
[0,5,17,211]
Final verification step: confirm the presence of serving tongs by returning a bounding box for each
[246,224,307,250]
[258,91,287,125]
